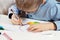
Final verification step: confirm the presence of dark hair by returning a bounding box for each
[18,10,27,18]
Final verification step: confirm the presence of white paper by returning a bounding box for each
[1,15,60,40]
[0,15,48,32]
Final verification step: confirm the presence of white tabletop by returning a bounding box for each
[0,15,60,40]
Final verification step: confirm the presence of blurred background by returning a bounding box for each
[0,0,60,15]
[0,0,15,15]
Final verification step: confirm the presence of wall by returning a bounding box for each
[0,0,15,15]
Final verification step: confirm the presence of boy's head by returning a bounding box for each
[15,0,43,12]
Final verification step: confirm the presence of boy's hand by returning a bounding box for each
[10,14,22,25]
[27,22,56,32]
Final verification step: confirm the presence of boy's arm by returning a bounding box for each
[8,4,19,19]
[50,4,60,31]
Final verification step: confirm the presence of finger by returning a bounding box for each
[27,25,34,31]
[32,29,43,32]
[11,19,16,24]
[12,14,19,21]
[11,19,20,25]
[19,18,22,24]
[12,16,18,21]
[27,24,36,30]
[28,26,38,31]
[15,14,19,18]
[12,15,21,22]
[11,14,22,25]
[13,15,22,22]
[11,19,17,24]
[12,17,23,25]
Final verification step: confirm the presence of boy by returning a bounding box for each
[8,0,60,32]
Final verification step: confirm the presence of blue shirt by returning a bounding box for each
[8,0,60,30]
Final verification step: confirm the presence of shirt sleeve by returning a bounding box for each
[50,4,60,31]
[8,4,19,19]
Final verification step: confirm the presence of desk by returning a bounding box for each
[0,15,60,40]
